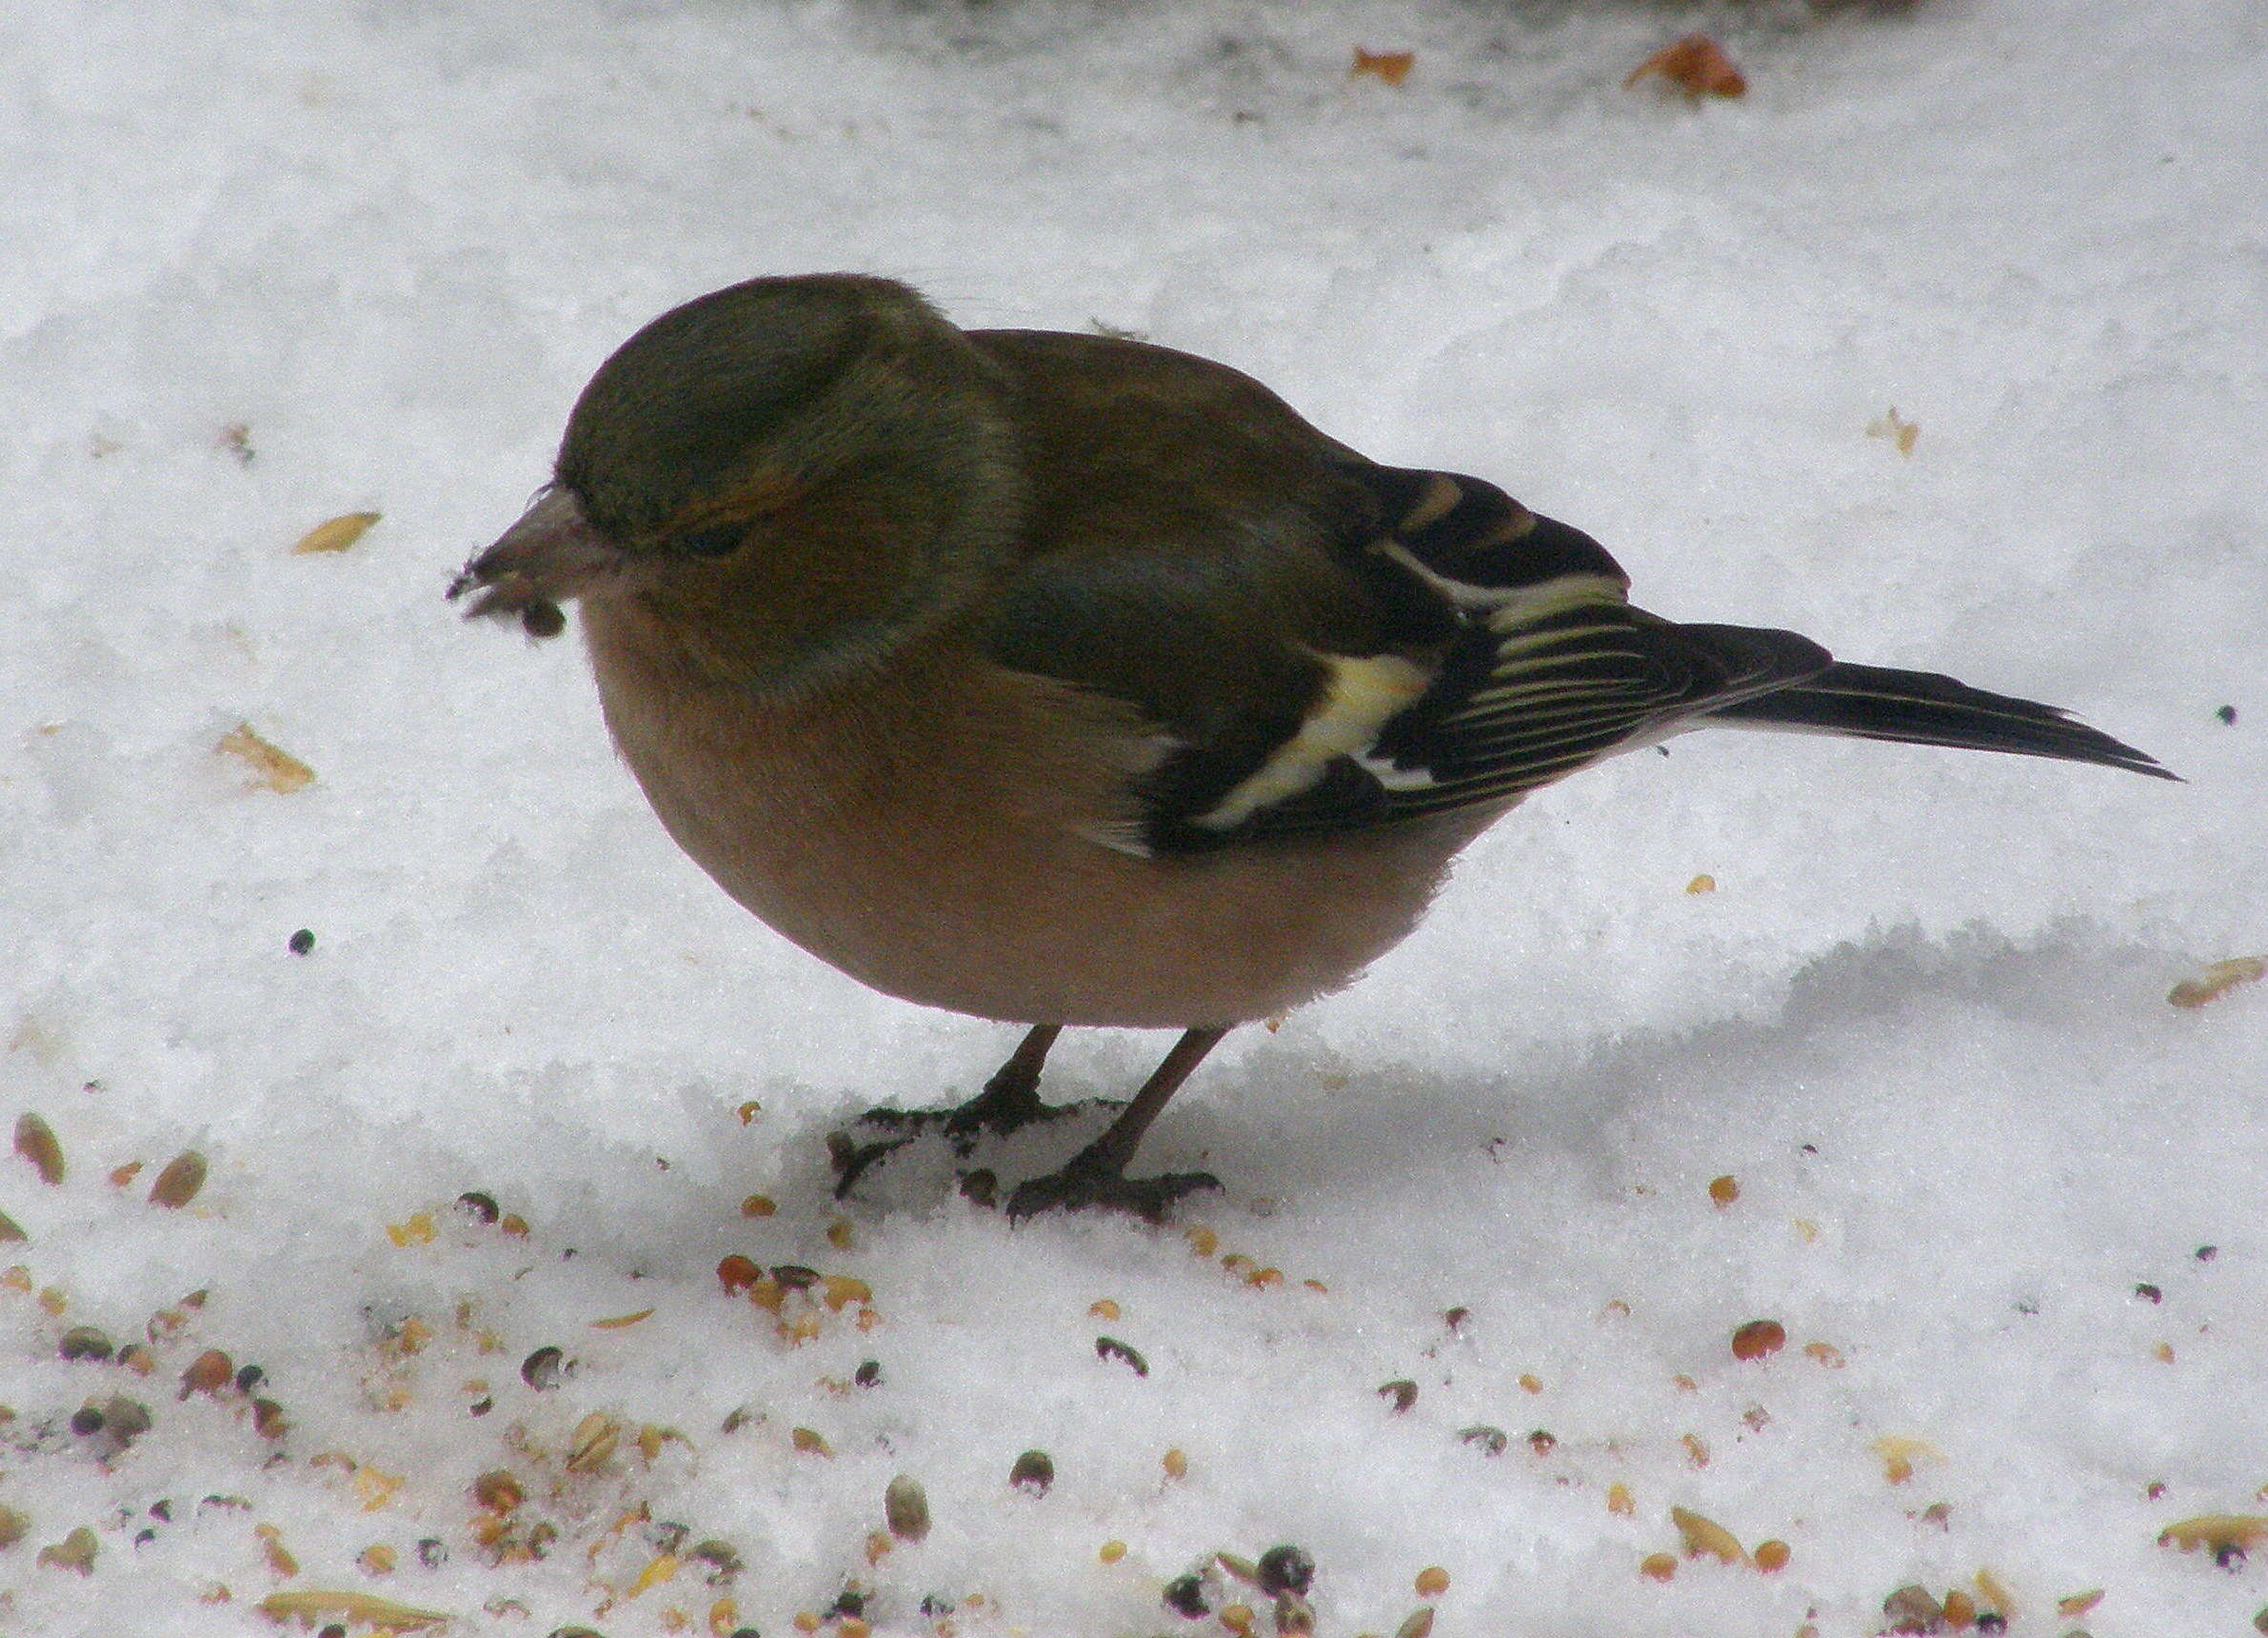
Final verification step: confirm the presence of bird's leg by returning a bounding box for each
[941,1024,1065,1148]
[831,1025,1073,1198]
[1005,1027,1226,1223]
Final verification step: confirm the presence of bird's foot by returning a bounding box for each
[827,1130,919,1200]
[831,1074,1117,1199]
[1005,1149,1221,1225]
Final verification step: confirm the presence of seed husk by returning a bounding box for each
[1458,1425,1507,1456]
[292,511,383,555]
[566,1412,621,1472]
[256,1591,449,1629]
[1378,1379,1418,1413]
[1095,1335,1148,1376]
[520,1346,566,1390]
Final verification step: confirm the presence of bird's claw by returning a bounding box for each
[1004,1154,1221,1224]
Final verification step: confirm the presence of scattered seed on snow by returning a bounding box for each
[58,1326,113,1362]
[885,1475,930,1542]
[1458,1426,1507,1456]
[1257,1544,1314,1596]
[1009,1449,1054,1493]
[1096,1336,1148,1375]
[13,1113,64,1186]
[520,1346,567,1390]
[148,1150,207,1209]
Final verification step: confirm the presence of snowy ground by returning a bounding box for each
[3,2,2265,1634]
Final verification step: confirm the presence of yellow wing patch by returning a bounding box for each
[1193,653,1433,831]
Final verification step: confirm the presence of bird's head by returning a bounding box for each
[451,273,1020,689]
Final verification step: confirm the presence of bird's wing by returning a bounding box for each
[971,330,1831,854]
[1181,462,1835,847]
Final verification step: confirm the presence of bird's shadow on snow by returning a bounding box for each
[1124,918,2179,1216]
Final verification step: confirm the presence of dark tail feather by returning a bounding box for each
[1705,661,2177,780]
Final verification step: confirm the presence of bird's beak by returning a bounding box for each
[448,486,618,638]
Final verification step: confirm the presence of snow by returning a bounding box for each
[2,1,2264,1634]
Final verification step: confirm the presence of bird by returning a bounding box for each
[452,272,2171,1221]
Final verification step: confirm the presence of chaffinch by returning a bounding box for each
[453,272,2170,1220]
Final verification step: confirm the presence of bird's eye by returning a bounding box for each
[677,523,746,559]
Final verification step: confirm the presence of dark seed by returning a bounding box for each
[70,1405,106,1435]
[320,1626,347,1638]
[1095,1336,1148,1376]
[1163,1573,1211,1618]
[134,1528,156,1547]
[1528,1428,1558,1455]
[1378,1379,1418,1413]
[149,1501,172,1522]
[1009,1449,1055,1493]
[2198,1245,2219,1261]
[417,1538,448,1568]
[2135,1283,2163,1304]
[853,1359,882,1388]
[1976,1614,2006,1632]
[104,1397,152,1441]
[455,1190,500,1224]
[771,1264,819,1291]
[521,1346,566,1390]
[827,1585,868,1618]
[234,1364,266,1395]
[59,1326,114,1362]
[288,929,316,955]
[1257,1544,1316,1597]
[1443,1307,1470,1332]
[919,1595,956,1617]
[1459,1425,1508,1456]
[690,1540,742,1584]
[2218,705,2238,725]
[2220,1544,2250,1570]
